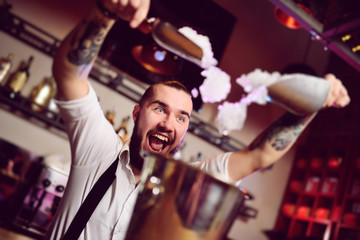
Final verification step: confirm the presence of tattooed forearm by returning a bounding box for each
[67,17,110,65]
[270,124,302,151]
[249,112,313,151]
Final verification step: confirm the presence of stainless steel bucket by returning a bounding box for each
[124,151,247,240]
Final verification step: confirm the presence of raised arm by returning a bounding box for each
[227,73,350,182]
[52,0,150,101]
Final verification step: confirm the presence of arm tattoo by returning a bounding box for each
[67,18,109,65]
[249,112,312,151]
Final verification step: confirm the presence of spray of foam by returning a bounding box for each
[178,27,218,69]
[179,27,285,134]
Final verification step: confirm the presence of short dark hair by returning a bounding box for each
[139,80,191,106]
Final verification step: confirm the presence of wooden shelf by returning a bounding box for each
[274,136,360,240]
[0,85,65,132]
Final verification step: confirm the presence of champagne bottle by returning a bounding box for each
[116,116,130,142]
[6,55,34,97]
[29,76,57,112]
[0,53,14,83]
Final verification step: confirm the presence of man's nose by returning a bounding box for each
[159,115,175,132]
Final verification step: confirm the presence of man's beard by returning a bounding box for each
[129,117,183,172]
[129,119,144,172]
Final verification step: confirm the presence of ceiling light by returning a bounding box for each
[274,3,312,29]
[131,43,180,76]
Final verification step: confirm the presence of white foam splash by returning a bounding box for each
[215,101,247,135]
[178,27,288,134]
[236,68,281,92]
[178,26,218,69]
[199,66,231,103]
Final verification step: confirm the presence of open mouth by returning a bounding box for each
[148,133,170,153]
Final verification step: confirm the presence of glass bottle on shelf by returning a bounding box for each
[0,53,14,83]
[105,107,118,127]
[5,55,34,98]
[29,76,57,112]
[116,116,130,142]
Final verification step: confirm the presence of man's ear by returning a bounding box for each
[132,105,140,122]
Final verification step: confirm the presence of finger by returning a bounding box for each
[129,0,150,28]
[129,0,141,8]
[120,0,129,7]
[323,74,341,107]
[330,81,342,105]
[332,96,350,108]
[335,86,351,107]
[324,73,336,81]
[323,73,351,108]
[338,96,351,107]
[329,80,351,108]
[126,0,141,19]
[323,80,337,107]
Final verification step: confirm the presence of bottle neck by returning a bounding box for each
[21,56,34,72]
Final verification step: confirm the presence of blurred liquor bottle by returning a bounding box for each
[29,76,57,112]
[116,116,130,142]
[6,55,34,98]
[105,107,118,127]
[0,53,14,83]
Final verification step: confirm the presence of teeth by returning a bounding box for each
[153,133,169,142]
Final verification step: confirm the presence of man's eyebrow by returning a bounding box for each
[151,100,191,120]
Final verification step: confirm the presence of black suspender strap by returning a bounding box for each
[62,157,119,240]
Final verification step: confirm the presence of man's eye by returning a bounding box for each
[155,107,164,113]
[177,116,185,123]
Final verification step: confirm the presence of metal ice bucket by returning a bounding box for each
[124,151,247,240]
